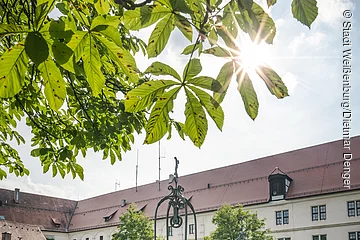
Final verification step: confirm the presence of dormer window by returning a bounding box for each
[103,209,118,222]
[268,167,292,201]
[51,217,61,228]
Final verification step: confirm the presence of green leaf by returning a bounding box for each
[167,122,172,140]
[55,2,69,15]
[67,31,89,62]
[182,44,199,55]
[173,121,186,140]
[43,162,51,173]
[208,28,218,46]
[48,39,75,73]
[110,149,116,165]
[233,2,276,43]
[184,88,208,147]
[292,0,318,28]
[147,14,175,58]
[125,80,179,112]
[35,0,55,29]
[40,19,74,41]
[249,3,276,44]
[187,76,222,92]
[90,15,121,30]
[175,15,192,42]
[0,168,7,180]
[25,32,49,65]
[213,61,234,103]
[96,35,139,83]
[23,168,30,175]
[236,67,259,120]
[123,4,171,30]
[171,0,193,13]
[37,0,51,6]
[203,46,231,57]
[58,164,65,178]
[144,87,181,144]
[188,86,224,131]
[183,58,202,81]
[39,58,66,110]
[95,0,110,15]
[237,0,254,10]
[93,25,122,47]
[256,66,288,98]
[74,164,84,180]
[0,43,28,98]
[216,26,240,52]
[31,148,41,157]
[69,164,76,179]
[82,36,106,96]
[52,164,58,177]
[0,24,29,37]
[145,62,181,81]
[188,0,205,28]
[267,0,277,7]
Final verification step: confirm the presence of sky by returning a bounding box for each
[1,0,359,200]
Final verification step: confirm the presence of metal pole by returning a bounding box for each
[136,149,139,192]
[158,141,161,191]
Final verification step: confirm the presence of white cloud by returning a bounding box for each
[289,32,326,53]
[1,175,78,200]
[316,0,355,27]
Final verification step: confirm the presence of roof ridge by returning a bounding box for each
[75,158,360,214]
[77,136,358,203]
[0,188,77,202]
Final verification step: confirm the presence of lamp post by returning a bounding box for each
[154,157,198,240]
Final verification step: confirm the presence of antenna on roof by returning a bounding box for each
[158,141,165,191]
[115,179,121,191]
[136,149,139,192]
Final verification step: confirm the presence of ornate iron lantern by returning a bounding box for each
[154,157,198,240]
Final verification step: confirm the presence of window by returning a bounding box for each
[312,235,327,240]
[348,201,356,217]
[348,201,360,217]
[277,238,291,240]
[312,205,326,221]
[349,232,356,240]
[276,210,289,225]
[349,232,360,240]
[283,210,289,224]
[271,180,285,200]
[168,226,173,236]
[100,237,103,240]
[86,238,89,240]
[189,224,195,234]
[312,206,318,221]
[319,205,326,220]
[276,211,282,225]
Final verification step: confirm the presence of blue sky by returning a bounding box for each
[1,0,359,200]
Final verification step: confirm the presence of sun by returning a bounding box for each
[237,38,273,73]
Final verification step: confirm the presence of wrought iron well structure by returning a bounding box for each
[154,157,198,240]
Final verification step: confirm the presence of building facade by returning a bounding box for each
[0,136,359,240]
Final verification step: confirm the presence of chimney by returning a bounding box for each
[14,188,20,204]
[2,232,11,240]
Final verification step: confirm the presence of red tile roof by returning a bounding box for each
[1,136,359,232]
[0,220,46,240]
[0,189,77,232]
